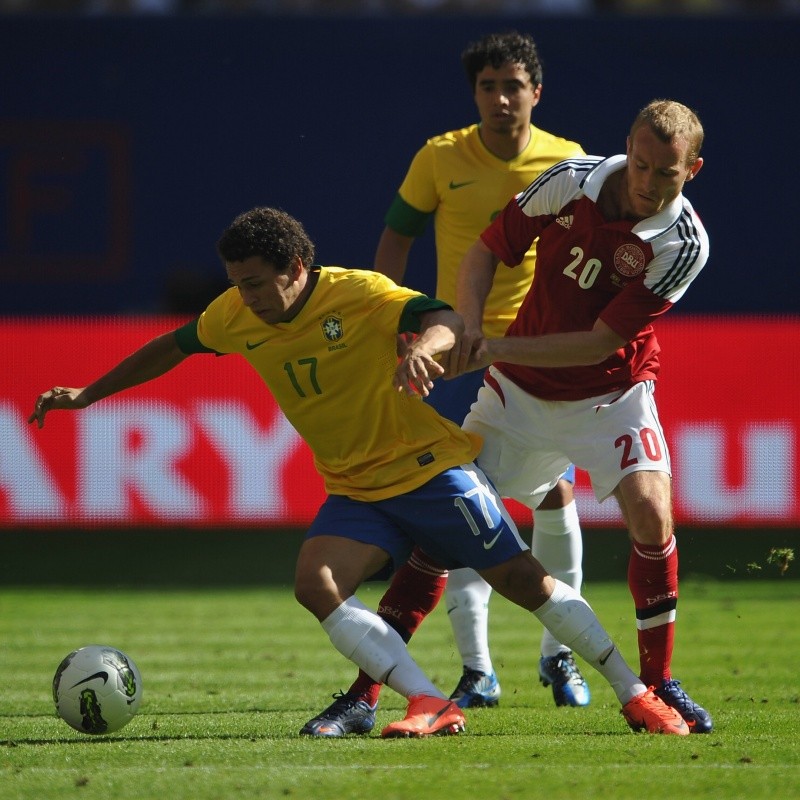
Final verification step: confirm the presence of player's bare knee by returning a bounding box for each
[627,506,673,546]
[615,471,673,544]
[294,573,338,620]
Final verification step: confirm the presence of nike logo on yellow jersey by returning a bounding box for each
[449,179,477,190]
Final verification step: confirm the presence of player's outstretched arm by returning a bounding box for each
[485,319,626,369]
[28,331,190,429]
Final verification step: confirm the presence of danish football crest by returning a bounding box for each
[321,315,343,341]
[614,243,646,277]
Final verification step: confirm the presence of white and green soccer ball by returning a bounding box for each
[52,645,142,734]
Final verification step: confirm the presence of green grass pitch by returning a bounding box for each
[1,580,799,800]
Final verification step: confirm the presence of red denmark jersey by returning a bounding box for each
[481,155,710,400]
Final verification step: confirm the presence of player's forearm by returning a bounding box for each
[413,309,464,357]
[456,240,497,330]
[485,323,626,368]
[81,332,190,406]
[374,227,414,285]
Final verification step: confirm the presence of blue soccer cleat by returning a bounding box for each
[539,651,591,707]
[299,691,377,737]
[449,667,501,708]
[654,678,713,733]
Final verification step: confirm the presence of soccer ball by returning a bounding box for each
[52,645,143,734]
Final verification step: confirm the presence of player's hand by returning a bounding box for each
[395,332,415,359]
[28,386,88,429]
[443,326,486,378]
[393,349,445,397]
[463,339,492,374]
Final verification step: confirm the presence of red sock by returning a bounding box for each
[627,534,678,685]
[347,547,448,706]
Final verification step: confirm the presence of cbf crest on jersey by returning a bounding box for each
[321,315,344,342]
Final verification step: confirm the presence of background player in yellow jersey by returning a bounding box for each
[304,32,590,734]
[29,206,688,738]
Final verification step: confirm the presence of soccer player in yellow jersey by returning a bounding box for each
[309,32,591,732]
[29,206,689,738]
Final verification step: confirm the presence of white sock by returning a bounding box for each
[444,567,494,674]
[321,596,445,700]
[532,501,584,658]
[533,580,646,705]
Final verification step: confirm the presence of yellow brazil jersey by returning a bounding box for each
[189,267,481,502]
[388,124,584,338]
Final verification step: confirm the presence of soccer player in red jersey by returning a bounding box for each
[444,98,712,732]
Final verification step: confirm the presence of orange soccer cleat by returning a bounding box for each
[622,687,691,735]
[381,695,466,738]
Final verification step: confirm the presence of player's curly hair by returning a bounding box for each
[461,31,543,92]
[631,99,705,166]
[216,207,315,271]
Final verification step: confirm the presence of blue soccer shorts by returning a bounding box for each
[305,462,529,574]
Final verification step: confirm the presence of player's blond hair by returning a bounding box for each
[631,99,704,166]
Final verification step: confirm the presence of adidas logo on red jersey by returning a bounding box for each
[556,215,573,229]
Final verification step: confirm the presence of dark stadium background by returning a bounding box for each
[1,12,797,584]
[1,14,795,316]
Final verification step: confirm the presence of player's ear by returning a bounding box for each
[685,157,704,181]
[290,255,305,278]
[531,83,542,107]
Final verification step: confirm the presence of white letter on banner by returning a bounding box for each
[79,403,205,519]
[195,400,302,519]
[675,422,794,521]
[0,403,66,517]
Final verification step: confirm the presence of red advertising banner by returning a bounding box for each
[3,316,798,528]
